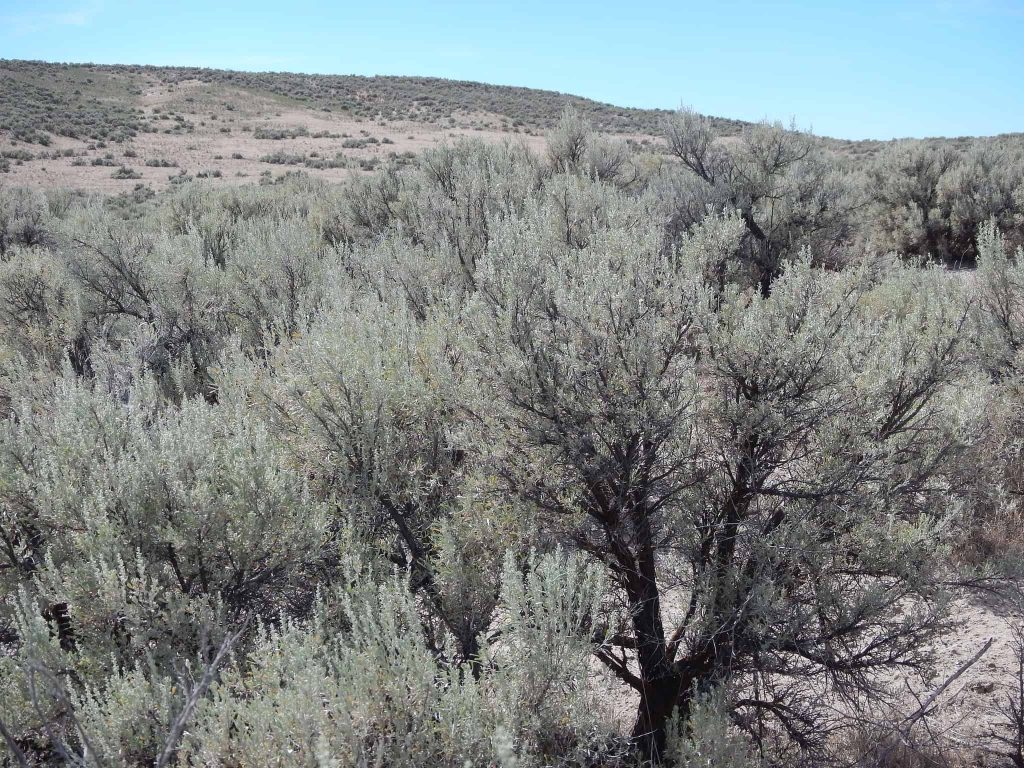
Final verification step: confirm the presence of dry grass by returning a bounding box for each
[840,728,975,768]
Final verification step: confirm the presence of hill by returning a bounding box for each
[0,58,748,140]
[0,58,1020,192]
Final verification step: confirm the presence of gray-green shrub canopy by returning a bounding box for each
[2,111,1024,767]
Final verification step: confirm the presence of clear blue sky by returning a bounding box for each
[1,0,1022,140]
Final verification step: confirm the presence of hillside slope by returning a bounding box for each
[0,58,746,140]
[0,58,1020,192]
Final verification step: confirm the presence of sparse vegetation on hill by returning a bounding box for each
[0,58,722,140]
[2,58,1022,203]
[0,66,148,144]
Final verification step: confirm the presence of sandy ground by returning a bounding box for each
[0,77,556,192]
[923,595,1022,755]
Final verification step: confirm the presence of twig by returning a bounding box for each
[859,638,995,768]
[154,618,249,768]
[902,637,994,729]
[0,714,30,768]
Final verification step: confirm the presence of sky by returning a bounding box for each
[1,0,1022,140]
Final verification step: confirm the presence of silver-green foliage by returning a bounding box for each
[181,548,607,768]
[1,126,1023,767]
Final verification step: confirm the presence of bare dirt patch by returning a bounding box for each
[1,96,554,192]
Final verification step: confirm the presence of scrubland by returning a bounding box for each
[2,61,1024,767]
